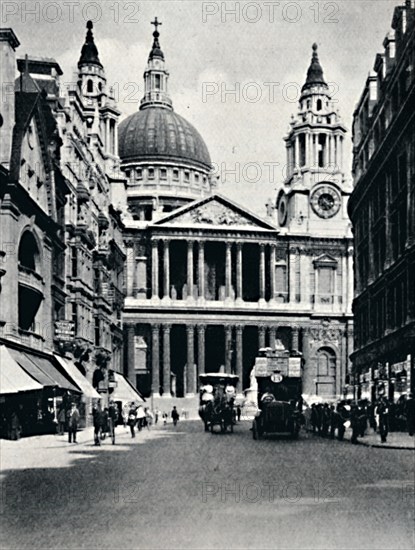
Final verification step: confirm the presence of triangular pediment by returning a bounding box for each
[153,194,277,231]
[313,253,338,267]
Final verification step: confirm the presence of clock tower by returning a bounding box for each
[276,44,352,237]
[273,44,354,400]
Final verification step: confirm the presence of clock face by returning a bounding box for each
[278,195,288,226]
[310,185,341,218]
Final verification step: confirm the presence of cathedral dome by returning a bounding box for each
[118,106,212,171]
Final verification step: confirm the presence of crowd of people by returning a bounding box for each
[308,393,415,444]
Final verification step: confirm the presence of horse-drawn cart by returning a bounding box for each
[199,373,238,433]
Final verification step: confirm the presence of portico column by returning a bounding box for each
[236,325,243,394]
[294,135,299,169]
[225,242,232,299]
[187,240,194,299]
[291,325,299,352]
[236,243,243,301]
[151,324,160,397]
[163,239,170,299]
[270,244,276,301]
[186,326,195,396]
[269,326,276,349]
[162,324,171,397]
[259,244,266,302]
[151,240,159,298]
[198,241,205,300]
[126,325,136,384]
[225,325,233,374]
[258,324,266,349]
[197,325,206,375]
[347,247,354,313]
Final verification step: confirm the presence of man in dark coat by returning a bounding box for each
[67,402,80,444]
[92,403,104,446]
[404,393,415,436]
[376,397,389,443]
[171,406,179,426]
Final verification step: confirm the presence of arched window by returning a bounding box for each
[18,231,39,272]
[87,79,93,93]
[316,99,322,111]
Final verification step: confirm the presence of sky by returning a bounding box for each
[3,0,401,215]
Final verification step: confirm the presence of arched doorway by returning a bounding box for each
[316,347,336,398]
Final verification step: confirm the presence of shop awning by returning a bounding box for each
[54,355,101,400]
[0,345,43,394]
[8,349,80,393]
[111,373,145,404]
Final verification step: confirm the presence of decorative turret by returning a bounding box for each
[302,43,328,92]
[78,20,102,68]
[140,18,173,111]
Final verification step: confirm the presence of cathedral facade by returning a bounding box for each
[120,28,354,400]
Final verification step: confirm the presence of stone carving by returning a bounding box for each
[308,324,342,343]
[170,201,256,227]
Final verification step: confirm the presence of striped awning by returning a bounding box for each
[0,345,43,394]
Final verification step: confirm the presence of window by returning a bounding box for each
[18,232,39,272]
[136,168,143,180]
[155,74,161,90]
[160,168,167,180]
[87,79,93,93]
[71,246,78,278]
[316,99,322,111]
[148,167,155,179]
[173,169,179,181]
[195,173,200,183]
[95,317,100,346]
[184,171,190,183]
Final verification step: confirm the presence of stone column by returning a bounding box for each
[126,242,135,297]
[151,324,160,397]
[151,240,159,299]
[162,324,171,397]
[225,242,232,299]
[314,134,318,166]
[259,244,266,302]
[198,241,205,300]
[163,239,170,299]
[294,135,299,169]
[347,247,353,313]
[225,325,233,374]
[186,326,195,396]
[270,244,276,301]
[258,324,266,349]
[235,325,243,394]
[236,242,243,301]
[197,325,206,375]
[126,325,136,385]
[288,248,296,303]
[187,240,194,299]
[269,326,276,349]
[291,324,299,352]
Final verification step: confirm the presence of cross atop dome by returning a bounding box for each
[149,17,164,61]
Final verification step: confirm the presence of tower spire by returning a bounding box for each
[149,17,164,61]
[302,43,327,92]
[78,20,102,68]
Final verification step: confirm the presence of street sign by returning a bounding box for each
[55,321,75,341]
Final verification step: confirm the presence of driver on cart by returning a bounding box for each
[261,385,276,403]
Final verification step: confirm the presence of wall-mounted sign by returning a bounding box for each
[55,321,75,341]
[288,357,302,377]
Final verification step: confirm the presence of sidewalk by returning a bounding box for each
[343,429,415,450]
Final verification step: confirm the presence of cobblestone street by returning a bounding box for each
[1,421,414,550]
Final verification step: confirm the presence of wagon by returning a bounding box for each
[198,373,239,433]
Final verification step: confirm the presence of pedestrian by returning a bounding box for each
[376,397,389,443]
[171,406,179,426]
[236,404,242,422]
[321,404,330,437]
[10,410,21,440]
[128,405,137,438]
[145,408,153,429]
[58,406,66,435]
[67,402,80,444]
[358,401,367,437]
[92,403,104,446]
[329,404,336,439]
[336,403,346,441]
[154,408,160,424]
[311,404,318,434]
[101,407,109,440]
[404,393,415,436]
[136,405,146,431]
[108,401,118,444]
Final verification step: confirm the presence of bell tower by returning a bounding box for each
[276,44,351,237]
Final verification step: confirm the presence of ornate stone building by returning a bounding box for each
[274,44,354,399]
[349,1,415,400]
[120,28,353,399]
